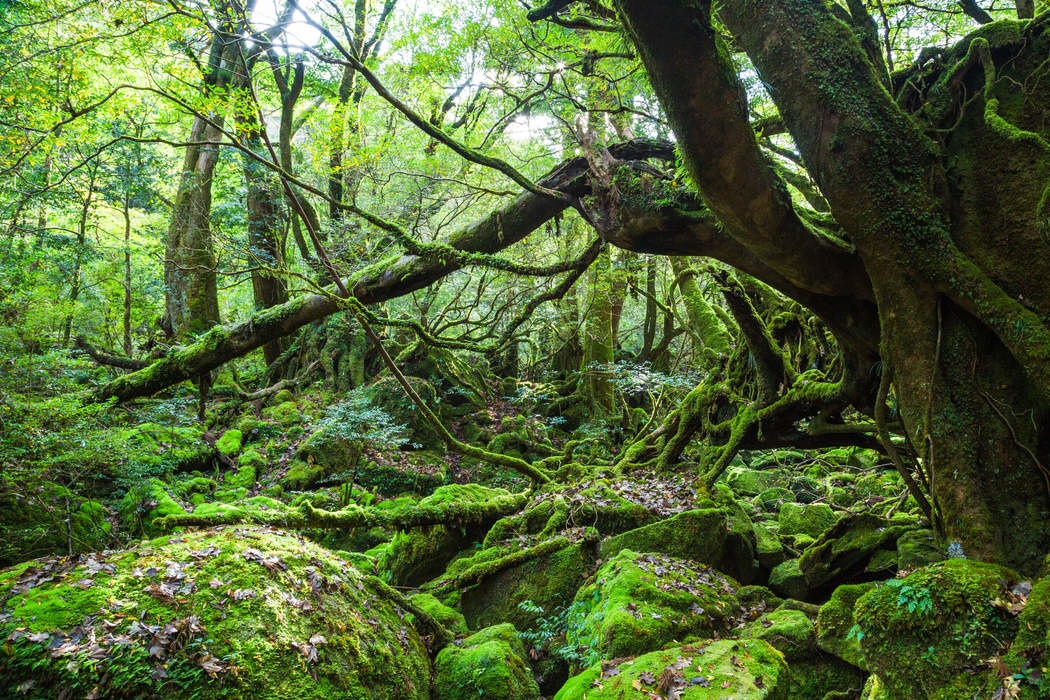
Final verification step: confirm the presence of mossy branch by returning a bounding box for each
[364,575,454,653]
[425,535,580,595]
[152,492,529,531]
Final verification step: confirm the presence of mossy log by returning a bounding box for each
[153,491,529,531]
[94,140,674,403]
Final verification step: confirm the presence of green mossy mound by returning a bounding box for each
[741,607,865,697]
[565,550,740,666]
[778,502,838,539]
[553,639,789,699]
[0,526,431,699]
[816,582,876,671]
[455,541,596,631]
[854,559,1021,698]
[433,623,540,700]
[799,514,921,592]
[598,508,728,567]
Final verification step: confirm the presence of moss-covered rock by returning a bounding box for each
[895,529,944,570]
[816,582,876,670]
[262,400,301,426]
[458,542,597,632]
[297,425,363,474]
[598,508,727,567]
[553,639,789,699]
[215,428,243,456]
[740,608,865,697]
[381,484,511,587]
[408,592,469,636]
[118,478,190,537]
[433,623,540,700]
[565,550,740,667]
[853,559,1021,698]
[985,573,1050,697]
[755,487,796,512]
[768,559,810,601]
[778,502,838,539]
[725,466,778,496]
[0,526,431,699]
[281,459,327,490]
[712,484,760,584]
[799,514,921,592]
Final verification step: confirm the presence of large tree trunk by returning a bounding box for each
[163,25,237,339]
[616,0,1050,572]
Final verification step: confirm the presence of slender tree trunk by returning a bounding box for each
[62,172,95,347]
[122,190,133,356]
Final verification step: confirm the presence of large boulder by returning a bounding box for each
[0,527,432,699]
[853,559,1021,698]
[433,623,540,700]
[554,639,789,699]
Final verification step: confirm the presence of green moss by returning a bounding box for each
[282,460,326,490]
[0,527,431,699]
[271,389,294,404]
[433,623,540,700]
[215,429,243,456]
[854,560,1021,697]
[725,466,777,496]
[768,559,809,601]
[408,592,468,636]
[755,487,796,512]
[459,542,596,632]
[778,502,838,538]
[0,480,113,565]
[263,400,300,427]
[741,608,865,697]
[798,514,921,591]
[553,639,789,699]
[815,583,875,670]
[380,485,511,587]
[598,508,727,566]
[119,479,189,537]
[565,550,740,667]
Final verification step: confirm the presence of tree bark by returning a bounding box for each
[614,0,1050,572]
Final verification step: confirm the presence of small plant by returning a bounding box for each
[313,389,408,450]
[516,599,589,666]
[947,541,966,559]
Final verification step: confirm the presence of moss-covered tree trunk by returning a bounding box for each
[615,0,1050,572]
[163,19,238,339]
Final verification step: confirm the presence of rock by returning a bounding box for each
[553,639,789,699]
[740,608,865,697]
[565,550,740,666]
[778,502,838,539]
[408,592,468,636]
[725,467,777,496]
[214,428,243,456]
[598,508,728,567]
[768,559,810,601]
[381,484,512,587]
[433,624,540,700]
[754,487,796,512]
[816,582,876,671]
[457,542,597,632]
[853,559,1021,698]
[895,529,944,570]
[0,527,432,699]
[798,514,921,592]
